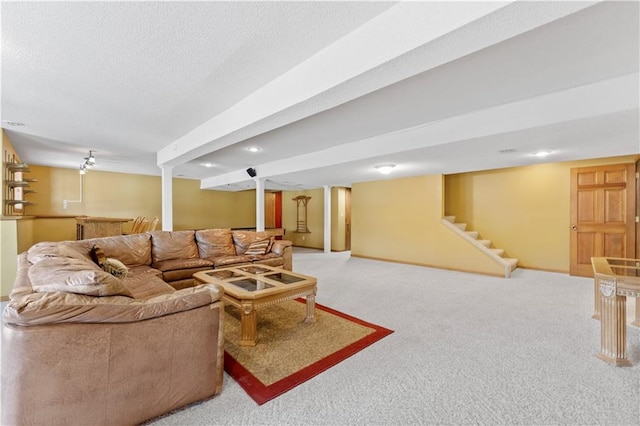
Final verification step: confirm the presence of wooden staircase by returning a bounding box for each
[442,216,518,278]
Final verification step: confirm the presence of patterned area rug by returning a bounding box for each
[224,299,393,405]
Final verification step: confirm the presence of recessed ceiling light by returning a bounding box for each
[201,162,214,168]
[247,146,261,153]
[375,164,396,175]
[532,151,553,158]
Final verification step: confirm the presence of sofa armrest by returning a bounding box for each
[3,284,223,326]
[270,240,293,270]
[270,239,292,255]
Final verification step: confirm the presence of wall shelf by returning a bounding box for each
[4,200,36,206]
[6,181,30,188]
[3,153,36,216]
[4,162,30,172]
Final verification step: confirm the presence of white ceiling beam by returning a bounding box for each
[160,0,600,171]
[159,1,517,167]
[201,73,639,189]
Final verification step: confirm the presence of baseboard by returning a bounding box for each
[516,265,569,274]
[350,254,505,278]
[292,245,323,250]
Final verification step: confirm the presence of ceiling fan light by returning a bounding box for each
[375,164,396,175]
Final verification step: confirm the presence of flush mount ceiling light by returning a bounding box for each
[246,146,262,153]
[375,164,396,175]
[532,150,553,158]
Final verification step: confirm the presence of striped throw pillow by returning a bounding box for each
[244,238,271,255]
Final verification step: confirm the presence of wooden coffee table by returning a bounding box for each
[194,265,317,346]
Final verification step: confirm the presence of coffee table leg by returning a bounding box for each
[305,287,316,323]
[239,301,258,346]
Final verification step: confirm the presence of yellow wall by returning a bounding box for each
[280,187,348,251]
[19,165,256,243]
[0,220,18,299]
[331,187,347,251]
[352,175,505,276]
[1,130,21,298]
[445,155,638,273]
[282,188,325,249]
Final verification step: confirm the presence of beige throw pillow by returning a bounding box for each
[103,258,129,278]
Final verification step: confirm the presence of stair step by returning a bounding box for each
[465,231,479,239]
[478,239,491,248]
[443,215,456,223]
[490,248,505,257]
[454,223,467,231]
[503,258,518,271]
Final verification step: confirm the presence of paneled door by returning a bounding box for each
[570,163,637,277]
[265,192,276,229]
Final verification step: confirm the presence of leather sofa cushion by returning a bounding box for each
[28,257,132,297]
[213,255,254,268]
[3,284,222,326]
[232,231,272,255]
[72,233,152,267]
[150,230,199,262]
[123,275,175,299]
[195,229,236,258]
[127,265,163,279]
[162,266,213,283]
[27,242,88,264]
[151,257,213,273]
[251,253,284,268]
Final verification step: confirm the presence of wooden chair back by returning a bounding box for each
[128,216,144,234]
[146,216,159,232]
[132,217,147,233]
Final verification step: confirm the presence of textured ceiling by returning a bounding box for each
[2,1,638,191]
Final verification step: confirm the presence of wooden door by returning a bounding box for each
[264,192,276,229]
[345,188,351,250]
[570,163,636,277]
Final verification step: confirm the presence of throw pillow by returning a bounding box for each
[102,258,129,278]
[244,238,271,256]
[89,245,106,267]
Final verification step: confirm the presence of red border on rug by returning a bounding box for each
[224,300,394,405]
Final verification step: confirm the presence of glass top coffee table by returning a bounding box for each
[194,265,317,346]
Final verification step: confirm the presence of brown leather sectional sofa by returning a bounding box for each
[1,228,292,425]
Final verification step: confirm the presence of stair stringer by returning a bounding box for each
[441,217,518,278]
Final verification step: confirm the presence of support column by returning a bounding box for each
[161,166,173,231]
[255,178,265,232]
[324,185,331,253]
